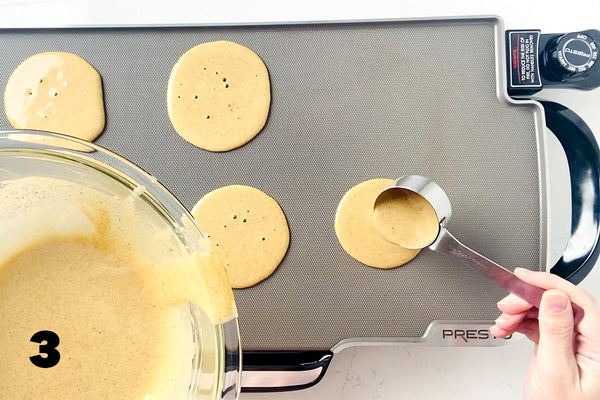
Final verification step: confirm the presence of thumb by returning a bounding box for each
[536,290,577,373]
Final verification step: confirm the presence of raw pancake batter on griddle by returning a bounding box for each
[192,185,289,288]
[334,178,420,269]
[3,52,105,141]
[167,40,271,152]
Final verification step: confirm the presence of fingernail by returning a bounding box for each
[497,297,512,306]
[513,267,528,275]
[545,291,568,314]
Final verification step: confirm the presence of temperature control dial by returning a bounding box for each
[545,32,598,80]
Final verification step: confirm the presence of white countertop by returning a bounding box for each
[2,1,599,399]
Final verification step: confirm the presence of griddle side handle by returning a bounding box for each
[542,101,600,284]
[240,350,333,392]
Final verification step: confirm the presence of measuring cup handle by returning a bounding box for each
[541,101,600,284]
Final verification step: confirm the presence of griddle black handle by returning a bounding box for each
[241,350,333,392]
[542,101,600,284]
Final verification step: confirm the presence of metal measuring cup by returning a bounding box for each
[374,175,584,323]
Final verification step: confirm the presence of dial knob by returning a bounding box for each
[546,32,598,80]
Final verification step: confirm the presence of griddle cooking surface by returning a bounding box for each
[0,18,544,350]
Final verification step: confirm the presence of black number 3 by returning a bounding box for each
[30,330,60,368]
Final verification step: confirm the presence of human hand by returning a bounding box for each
[489,268,600,400]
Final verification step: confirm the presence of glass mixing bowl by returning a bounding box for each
[0,130,241,400]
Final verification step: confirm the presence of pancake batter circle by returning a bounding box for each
[167,40,271,152]
[334,178,420,269]
[4,52,105,141]
[192,185,289,288]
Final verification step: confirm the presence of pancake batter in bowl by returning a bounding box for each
[0,176,236,399]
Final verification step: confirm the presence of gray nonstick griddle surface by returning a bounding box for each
[0,18,544,350]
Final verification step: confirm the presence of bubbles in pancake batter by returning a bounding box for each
[4,52,105,140]
[191,184,289,288]
[166,40,270,151]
